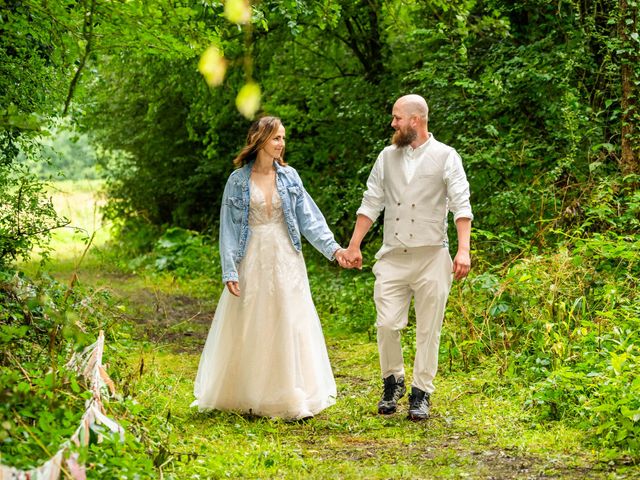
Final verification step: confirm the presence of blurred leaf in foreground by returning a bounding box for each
[235,82,261,119]
[198,45,227,87]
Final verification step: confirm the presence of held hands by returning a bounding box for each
[335,246,363,270]
[452,250,471,281]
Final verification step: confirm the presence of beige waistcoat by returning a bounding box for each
[382,141,452,248]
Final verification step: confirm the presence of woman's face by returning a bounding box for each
[260,125,286,160]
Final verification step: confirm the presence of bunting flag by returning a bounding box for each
[0,331,124,479]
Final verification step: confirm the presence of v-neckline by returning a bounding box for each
[250,177,277,218]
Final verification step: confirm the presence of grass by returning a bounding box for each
[121,334,602,479]
[15,180,639,479]
[60,272,609,478]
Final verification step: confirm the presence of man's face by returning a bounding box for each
[390,104,417,147]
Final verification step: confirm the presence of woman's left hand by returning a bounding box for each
[226,281,241,296]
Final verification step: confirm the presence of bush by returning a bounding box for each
[0,156,67,265]
[118,226,220,281]
[444,207,639,452]
[0,268,156,476]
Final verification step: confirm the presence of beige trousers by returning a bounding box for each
[372,246,453,394]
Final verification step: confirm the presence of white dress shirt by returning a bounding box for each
[357,133,473,258]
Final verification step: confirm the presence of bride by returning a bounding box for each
[192,116,348,420]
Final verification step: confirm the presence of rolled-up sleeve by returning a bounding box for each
[444,150,473,222]
[356,153,385,222]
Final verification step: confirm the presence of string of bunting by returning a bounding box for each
[0,331,125,480]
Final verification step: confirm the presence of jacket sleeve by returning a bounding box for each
[219,176,240,283]
[291,169,341,260]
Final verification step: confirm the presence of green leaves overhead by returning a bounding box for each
[3,0,636,246]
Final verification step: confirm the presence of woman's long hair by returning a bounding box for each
[233,116,287,168]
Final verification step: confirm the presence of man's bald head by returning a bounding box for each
[395,94,429,123]
[390,94,430,147]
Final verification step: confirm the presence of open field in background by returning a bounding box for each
[22,179,111,279]
[45,179,109,258]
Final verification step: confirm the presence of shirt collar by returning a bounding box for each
[274,161,286,173]
[406,132,433,155]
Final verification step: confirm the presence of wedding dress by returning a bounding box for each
[191,180,336,419]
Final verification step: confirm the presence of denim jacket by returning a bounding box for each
[219,161,341,283]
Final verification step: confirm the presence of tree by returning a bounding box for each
[67,0,638,251]
[619,0,639,174]
[0,0,82,264]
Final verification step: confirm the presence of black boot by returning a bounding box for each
[377,375,406,414]
[407,386,431,421]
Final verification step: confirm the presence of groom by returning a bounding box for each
[342,94,473,421]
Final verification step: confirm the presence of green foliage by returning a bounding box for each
[0,267,156,476]
[2,0,637,251]
[0,366,89,470]
[1,2,75,121]
[78,0,400,244]
[70,0,634,257]
[125,227,221,280]
[1,0,95,266]
[442,172,640,452]
[306,251,378,337]
[2,0,640,470]
[89,55,236,232]
[123,167,640,452]
[0,158,66,265]
[26,124,101,181]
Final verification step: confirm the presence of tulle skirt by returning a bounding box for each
[191,221,336,419]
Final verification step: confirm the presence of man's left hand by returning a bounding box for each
[452,250,471,280]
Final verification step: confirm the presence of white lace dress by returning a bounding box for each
[191,181,337,419]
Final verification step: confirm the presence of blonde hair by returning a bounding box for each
[232,116,287,168]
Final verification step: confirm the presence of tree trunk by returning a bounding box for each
[619,0,638,174]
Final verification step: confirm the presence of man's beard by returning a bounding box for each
[392,126,417,147]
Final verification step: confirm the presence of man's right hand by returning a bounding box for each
[341,214,372,270]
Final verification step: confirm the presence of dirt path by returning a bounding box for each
[99,276,623,480]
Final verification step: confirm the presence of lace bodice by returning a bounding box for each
[249,181,283,226]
